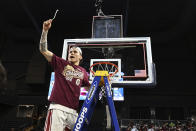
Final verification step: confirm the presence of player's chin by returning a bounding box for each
[69,59,77,63]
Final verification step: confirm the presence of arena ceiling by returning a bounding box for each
[0,0,195,41]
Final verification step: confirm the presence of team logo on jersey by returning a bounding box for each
[62,65,84,83]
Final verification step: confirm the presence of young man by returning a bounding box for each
[39,19,91,131]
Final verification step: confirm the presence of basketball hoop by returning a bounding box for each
[89,62,119,78]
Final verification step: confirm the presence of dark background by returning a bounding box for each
[0,0,196,129]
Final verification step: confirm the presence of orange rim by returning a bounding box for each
[89,62,119,77]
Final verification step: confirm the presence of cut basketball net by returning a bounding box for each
[89,62,119,83]
[52,9,59,20]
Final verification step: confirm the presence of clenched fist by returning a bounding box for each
[43,19,52,31]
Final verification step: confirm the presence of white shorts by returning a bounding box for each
[44,103,78,131]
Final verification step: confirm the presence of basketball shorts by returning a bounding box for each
[44,103,78,131]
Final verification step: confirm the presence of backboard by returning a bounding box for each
[62,37,156,87]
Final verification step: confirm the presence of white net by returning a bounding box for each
[89,59,121,83]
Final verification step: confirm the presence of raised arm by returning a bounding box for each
[39,19,53,62]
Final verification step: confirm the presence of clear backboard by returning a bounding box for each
[62,37,156,87]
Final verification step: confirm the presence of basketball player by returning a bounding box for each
[39,19,91,131]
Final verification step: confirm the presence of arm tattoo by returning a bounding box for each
[40,30,48,43]
[40,42,48,52]
[39,30,48,52]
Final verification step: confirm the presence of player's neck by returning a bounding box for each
[71,61,80,66]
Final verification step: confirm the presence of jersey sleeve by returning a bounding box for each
[50,54,69,72]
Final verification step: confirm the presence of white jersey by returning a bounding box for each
[131,126,138,131]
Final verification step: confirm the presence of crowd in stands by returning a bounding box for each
[0,116,45,131]
[124,119,196,131]
[1,104,196,131]
[2,118,196,131]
